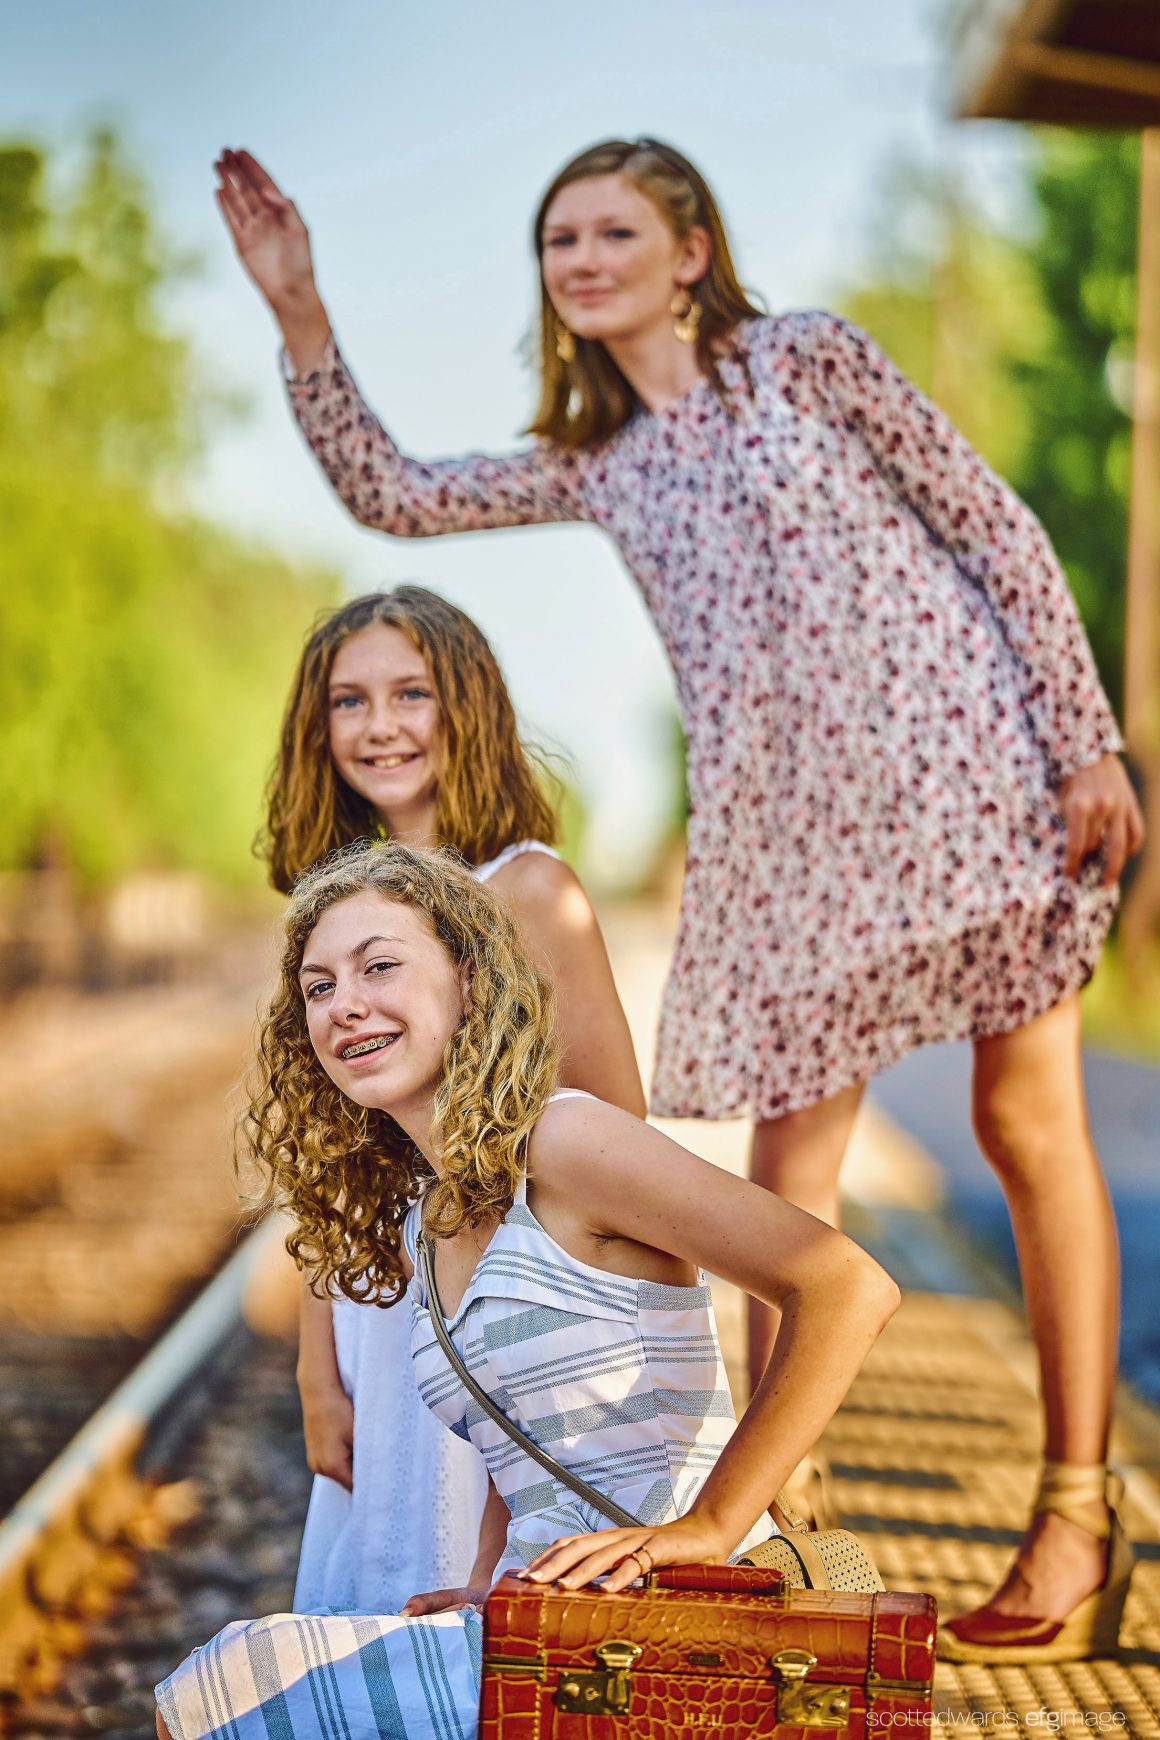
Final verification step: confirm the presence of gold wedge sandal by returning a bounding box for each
[939,1460,1135,1664]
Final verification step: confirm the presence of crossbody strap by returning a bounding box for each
[416,1230,642,1530]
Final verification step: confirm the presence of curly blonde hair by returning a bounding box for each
[245,839,559,1305]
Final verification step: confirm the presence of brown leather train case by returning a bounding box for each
[480,1564,937,1737]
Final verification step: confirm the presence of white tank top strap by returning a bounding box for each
[473,839,561,883]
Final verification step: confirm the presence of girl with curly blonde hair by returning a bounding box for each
[268,585,645,1618]
[157,838,898,1740]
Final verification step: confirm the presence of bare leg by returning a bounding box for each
[156,1714,173,1740]
[746,1082,865,1399]
[968,994,1119,1620]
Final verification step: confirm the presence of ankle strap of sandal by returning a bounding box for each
[1034,1461,1120,1539]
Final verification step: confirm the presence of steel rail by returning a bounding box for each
[0,1214,285,1692]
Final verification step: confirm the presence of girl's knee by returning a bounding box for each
[971,1077,1042,1181]
[970,1072,1093,1191]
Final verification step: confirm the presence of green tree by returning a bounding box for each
[840,162,1043,483]
[1003,131,1139,716]
[0,130,338,887]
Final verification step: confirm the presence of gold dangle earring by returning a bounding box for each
[555,320,576,363]
[671,289,702,345]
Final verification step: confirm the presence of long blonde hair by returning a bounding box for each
[262,587,559,893]
[528,138,765,449]
[244,840,559,1305]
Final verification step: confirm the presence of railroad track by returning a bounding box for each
[0,1217,310,1733]
[0,965,312,1728]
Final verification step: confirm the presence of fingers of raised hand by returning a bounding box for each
[213,180,249,242]
[214,154,263,222]
[233,148,289,204]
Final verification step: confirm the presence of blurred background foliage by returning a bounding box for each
[0,128,338,889]
[840,129,1140,724]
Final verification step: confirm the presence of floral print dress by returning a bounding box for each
[287,313,1121,1120]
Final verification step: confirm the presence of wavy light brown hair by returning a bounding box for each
[528,138,765,449]
[262,586,559,892]
[245,839,560,1305]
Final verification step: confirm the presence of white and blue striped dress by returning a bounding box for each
[156,1092,771,1739]
[292,841,560,1616]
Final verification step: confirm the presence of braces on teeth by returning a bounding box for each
[344,1036,394,1058]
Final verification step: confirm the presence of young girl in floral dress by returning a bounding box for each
[214,138,1144,1659]
[269,586,644,1616]
[156,840,899,1737]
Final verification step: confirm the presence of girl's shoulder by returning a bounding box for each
[527,1086,618,1174]
[728,308,838,356]
[480,839,589,916]
[474,838,562,883]
[741,309,872,373]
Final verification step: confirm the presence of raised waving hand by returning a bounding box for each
[213,148,331,377]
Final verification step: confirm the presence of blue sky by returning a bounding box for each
[5,0,1026,882]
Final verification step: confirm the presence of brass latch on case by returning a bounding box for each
[865,1670,931,1701]
[770,1647,852,1729]
[555,1639,643,1714]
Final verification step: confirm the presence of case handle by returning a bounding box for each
[647,1563,784,1596]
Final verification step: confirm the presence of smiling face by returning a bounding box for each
[328,624,443,837]
[540,171,706,349]
[299,890,469,1130]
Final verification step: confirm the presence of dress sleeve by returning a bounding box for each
[778,311,1123,783]
[285,338,587,537]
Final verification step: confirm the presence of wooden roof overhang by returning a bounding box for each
[952,0,1160,127]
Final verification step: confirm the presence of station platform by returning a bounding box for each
[605,902,1160,1739]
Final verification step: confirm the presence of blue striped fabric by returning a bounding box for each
[405,1173,768,1573]
[156,1096,770,1738]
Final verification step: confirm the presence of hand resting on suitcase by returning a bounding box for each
[503,1093,901,1594]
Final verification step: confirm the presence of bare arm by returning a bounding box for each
[491,853,646,1118]
[213,149,585,537]
[296,1277,354,1491]
[521,1097,900,1589]
[214,149,332,377]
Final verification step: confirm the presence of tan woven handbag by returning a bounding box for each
[419,1232,884,1595]
[737,1487,884,1593]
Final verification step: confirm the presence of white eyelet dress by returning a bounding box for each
[291,841,562,1615]
[155,1091,771,1739]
